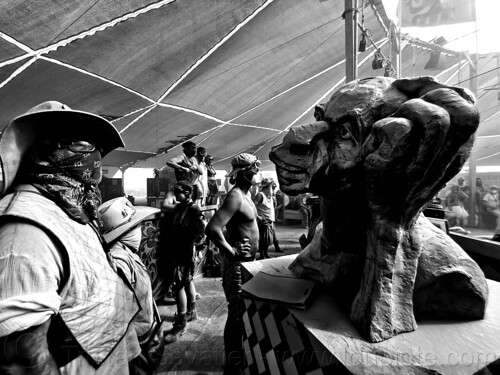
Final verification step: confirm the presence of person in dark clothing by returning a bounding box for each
[163,182,206,344]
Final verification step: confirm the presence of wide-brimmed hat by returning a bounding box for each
[226,153,259,178]
[98,197,160,243]
[0,101,124,195]
[260,177,273,188]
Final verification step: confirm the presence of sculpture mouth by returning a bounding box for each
[269,150,306,174]
[274,162,305,174]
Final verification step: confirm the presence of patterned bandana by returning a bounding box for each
[21,146,103,224]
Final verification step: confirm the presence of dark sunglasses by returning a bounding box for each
[57,140,98,153]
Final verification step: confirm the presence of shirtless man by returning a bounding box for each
[206,153,261,375]
[165,141,203,193]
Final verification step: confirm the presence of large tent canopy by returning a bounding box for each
[0,0,499,174]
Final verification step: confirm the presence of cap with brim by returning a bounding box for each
[98,197,160,243]
[226,153,258,178]
[0,101,125,195]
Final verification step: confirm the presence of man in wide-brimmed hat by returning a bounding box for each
[206,153,261,374]
[0,101,143,374]
[98,197,164,371]
[254,177,282,259]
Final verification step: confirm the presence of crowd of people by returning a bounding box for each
[0,101,290,375]
[441,176,500,240]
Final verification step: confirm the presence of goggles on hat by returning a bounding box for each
[57,140,98,153]
[244,159,261,174]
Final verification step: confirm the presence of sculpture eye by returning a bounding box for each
[339,125,352,140]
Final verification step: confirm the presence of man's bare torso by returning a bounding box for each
[226,187,259,256]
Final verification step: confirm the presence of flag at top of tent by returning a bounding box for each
[400,0,476,27]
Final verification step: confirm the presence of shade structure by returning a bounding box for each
[0,0,499,173]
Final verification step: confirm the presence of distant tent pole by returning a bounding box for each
[467,51,478,227]
[120,166,128,196]
[344,0,358,82]
[397,0,402,77]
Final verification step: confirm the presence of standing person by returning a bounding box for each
[205,153,261,375]
[254,177,281,259]
[195,147,209,206]
[446,185,469,227]
[271,182,283,253]
[166,140,202,198]
[163,183,206,344]
[457,176,471,213]
[482,186,500,241]
[287,193,310,229]
[0,101,142,374]
[206,154,220,206]
[98,197,164,373]
[475,177,486,227]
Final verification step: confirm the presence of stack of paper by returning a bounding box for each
[241,265,316,309]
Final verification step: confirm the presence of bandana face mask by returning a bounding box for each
[22,139,103,224]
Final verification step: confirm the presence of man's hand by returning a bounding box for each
[0,320,59,374]
[232,238,251,259]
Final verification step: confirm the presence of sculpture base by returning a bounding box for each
[240,255,500,374]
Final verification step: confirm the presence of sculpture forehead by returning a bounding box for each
[324,77,400,122]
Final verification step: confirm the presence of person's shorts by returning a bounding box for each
[171,263,195,292]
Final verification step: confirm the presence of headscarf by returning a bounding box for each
[19,145,103,224]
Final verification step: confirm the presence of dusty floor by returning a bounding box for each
[155,222,307,375]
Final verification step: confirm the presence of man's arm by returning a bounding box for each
[0,223,64,374]
[166,154,191,173]
[253,192,263,205]
[206,190,243,257]
[193,159,203,175]
[0,320,59,374]
[457,188,469,201]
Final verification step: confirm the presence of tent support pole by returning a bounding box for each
[119,166,130,197]
[467,54,478,227]
[344,0,358,82]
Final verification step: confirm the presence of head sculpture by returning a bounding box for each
[270,76,488,342]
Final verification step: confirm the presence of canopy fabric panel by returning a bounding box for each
[1,0,499,174]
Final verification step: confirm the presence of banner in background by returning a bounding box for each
[401,0,476,27]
